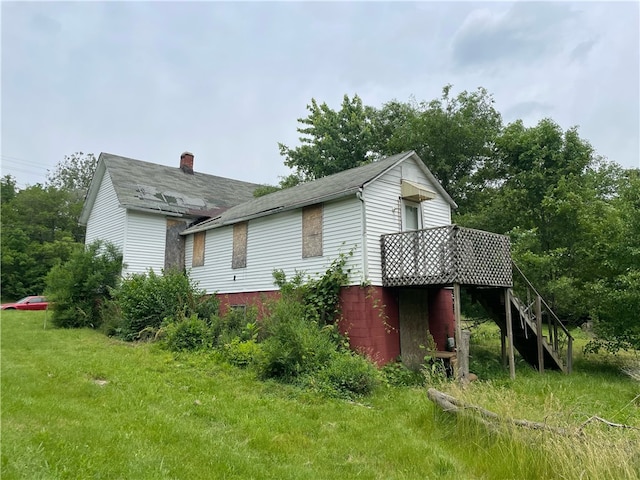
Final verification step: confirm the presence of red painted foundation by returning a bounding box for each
[428,288,456,351]
[338,286,400,366]
[216,285,455,367]
[216,291,280,318]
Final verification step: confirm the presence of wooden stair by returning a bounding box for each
[467,265,573,373]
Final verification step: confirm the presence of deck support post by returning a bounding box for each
[535,295,544,373]
[453,283,469,382]
[504,288,516,379]
[501,328,507,368]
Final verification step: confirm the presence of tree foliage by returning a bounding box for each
[44,241,123,328]
[278,95,378,186]
[375,85,503,203]
[1,153,97,300]
[1,180,83,299]
[46,152,97,198]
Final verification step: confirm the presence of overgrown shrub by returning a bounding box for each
[194,294,220,323]
[273,251,351,325]
[44,241,122,328]
[258,255,381,399]
[116,269,214,340]
[223,338,263,367]
[381,361,425,387]
[163,315,213,352]
[318,352,380,397]
[258,297,337,381]
[210,305,258,346]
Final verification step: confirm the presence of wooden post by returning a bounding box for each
[501,328,507,369]
[535,294,544,373]
[453,283,465,382]
[505,288,516,379]
[459,330,470,382]
[567,337,573,374]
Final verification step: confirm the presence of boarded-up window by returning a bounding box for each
[165,219,187,271]
[192,231,205,267]
[302,204,323,258]
[232,222,248,269]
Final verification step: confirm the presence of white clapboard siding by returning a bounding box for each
[187,197,363,294]
[363,159,453,285]
[84,171,126,250]
[122,211,167,276]
[400,161,452,228]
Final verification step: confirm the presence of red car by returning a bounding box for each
[1,296,49,311]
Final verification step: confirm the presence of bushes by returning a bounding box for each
[253,266,380,398]
[45,241,122,328]
[116,269,218,340]
[257,303,379,398]
[163,315,214,352]
[318,352,380,397]
[48,246,384,399]
[258,298,337,380]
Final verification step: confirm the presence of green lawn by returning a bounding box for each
[2,311,639,479]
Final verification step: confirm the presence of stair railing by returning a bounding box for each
[511,262,574,373]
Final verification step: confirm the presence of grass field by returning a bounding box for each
[2,311,639,479]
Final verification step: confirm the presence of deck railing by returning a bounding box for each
[380,225,512,287]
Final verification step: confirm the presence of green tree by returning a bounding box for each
[457,119,637,339]
[46,152,97,197]
[45,240,122,329]
[1,175,17,204]
[376,85,503,205]
[278,94,378,184]
[1,152,96,300]
[585,168,640,351]
[1,184,80,299]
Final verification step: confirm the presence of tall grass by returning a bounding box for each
[2,312,639,479]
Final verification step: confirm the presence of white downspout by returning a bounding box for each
[356,188,369,282]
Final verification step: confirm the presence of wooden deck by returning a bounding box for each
[380,225,512,287]
[380,225,573,375]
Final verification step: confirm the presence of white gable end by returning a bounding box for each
[84,171,126,251]
[363,157,452,285]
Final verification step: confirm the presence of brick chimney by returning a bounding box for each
[180,151,194,174]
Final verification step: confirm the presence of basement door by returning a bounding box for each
[398,289,431,370]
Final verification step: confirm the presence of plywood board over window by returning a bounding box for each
[165,219,187,271]
[192,231,205,267]
[232,222,248,269]
[302,204,323,258]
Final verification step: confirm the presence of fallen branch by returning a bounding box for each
[579,415,640,432]
[427,388,570,435]
[428,388,640,436]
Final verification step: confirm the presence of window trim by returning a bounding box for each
[401,200,423,231]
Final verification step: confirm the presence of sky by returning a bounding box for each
[2,1,639,190]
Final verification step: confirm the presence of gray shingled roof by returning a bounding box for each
[80,153,261,224]
[183,151,455,234]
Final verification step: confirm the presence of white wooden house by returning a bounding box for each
[82,150,571,372]
[181,151,470,366]
[79,152,260,277]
